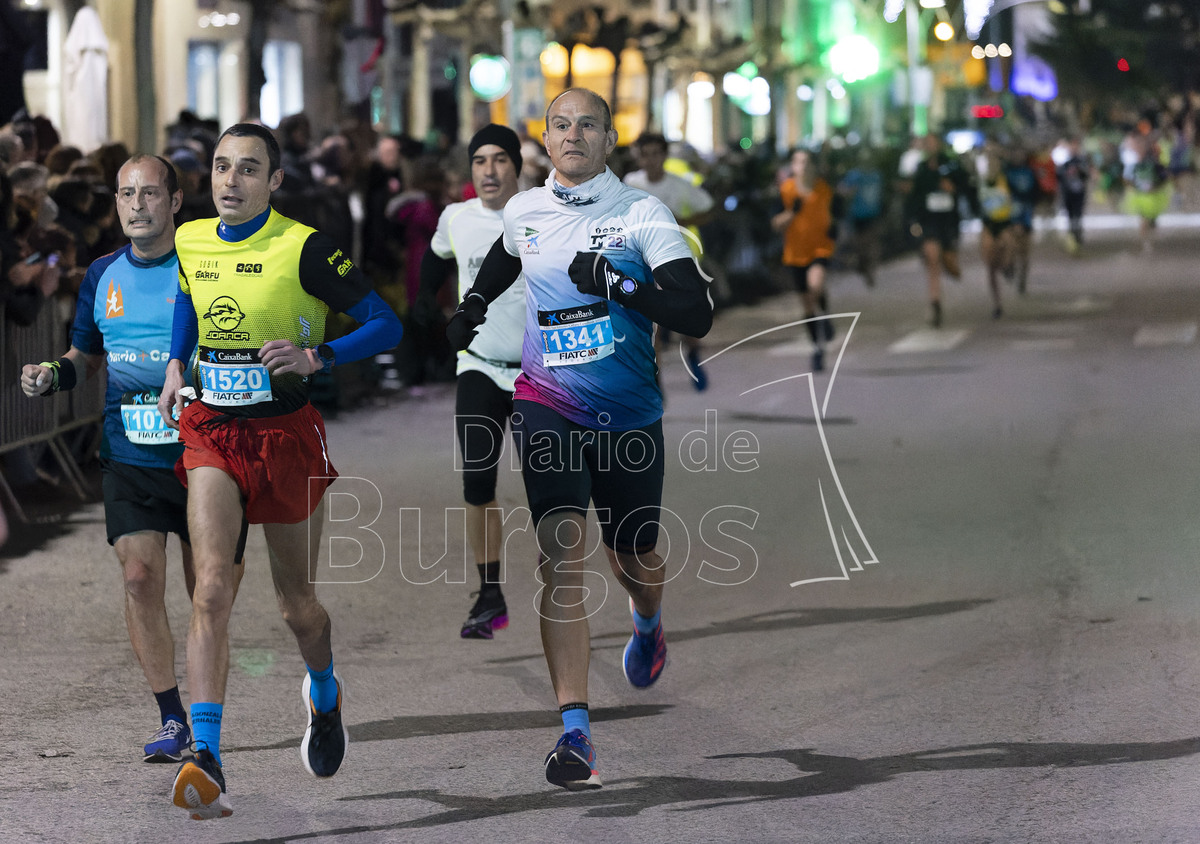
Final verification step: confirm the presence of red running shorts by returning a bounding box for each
[176,401,338,524]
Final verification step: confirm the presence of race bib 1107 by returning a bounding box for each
[120,389,179,444]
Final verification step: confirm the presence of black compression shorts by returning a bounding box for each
[101,458,190,546]
[512,399,664,554]
[455,369,515,506]
[788,259,829,294]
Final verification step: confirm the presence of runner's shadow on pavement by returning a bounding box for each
[229,704,671,753]
[227,736,1200,840]
[0,512,81,570]
[483,599,992,665]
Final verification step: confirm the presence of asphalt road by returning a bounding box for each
[3,221,1200,843]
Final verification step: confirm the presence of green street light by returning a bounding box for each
[469,54,511,102]
[828,34,880,84]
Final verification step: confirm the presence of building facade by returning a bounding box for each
[11,0,1045,158]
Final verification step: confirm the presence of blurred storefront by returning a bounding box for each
[9,0,1058,158]
[16,0,349,153]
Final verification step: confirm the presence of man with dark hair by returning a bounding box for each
[447,89,712,790]
[624,131,715,389]
[169,147,217,225]
[276,112,314,192]
[21,154,243,765]
[420,123,526,638]
[157,122,403,820]
[906,133,977,327]
[9,160,53,231]
[1056,136,1091,254]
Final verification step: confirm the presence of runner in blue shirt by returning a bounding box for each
[20,154,245,764]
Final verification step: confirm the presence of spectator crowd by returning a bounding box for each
[2,101,1197,509]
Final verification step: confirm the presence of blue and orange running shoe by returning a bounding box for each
[301,672,348,778]
[544,729,602,791]
[622,600,668,688]
[171,747,232,820]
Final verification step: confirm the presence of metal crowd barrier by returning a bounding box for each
[0,299,104,522]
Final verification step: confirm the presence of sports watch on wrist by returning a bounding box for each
[617,277,638,298]
[316,343,336,371]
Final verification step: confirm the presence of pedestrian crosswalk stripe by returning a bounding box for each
[1046,295,1113,316]
[768,338,850,357]
[767,338,816,356]
[1133,322,1197,347]
[1011,338,1077,352]
[888,329,969,354]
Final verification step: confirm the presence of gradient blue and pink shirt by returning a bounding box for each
[72,245,184,468]
[501,167,693,430]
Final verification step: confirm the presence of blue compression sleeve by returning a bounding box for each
[170,289,198,362]
[326,290,403,364]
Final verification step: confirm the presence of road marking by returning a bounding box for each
[1133,322,1197,347]
[1011,338,1077,352]
[888,329,969,354]
[768,337,851,358]
[1045,295,1113,316]
[767,338,816,356]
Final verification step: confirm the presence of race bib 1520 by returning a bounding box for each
[197,347,272,406]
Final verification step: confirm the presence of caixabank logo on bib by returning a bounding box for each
[203,296,251,341]
[205,349,257,364]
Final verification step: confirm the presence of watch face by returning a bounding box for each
[620,278,638,295]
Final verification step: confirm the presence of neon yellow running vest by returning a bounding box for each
[177,209,328,416]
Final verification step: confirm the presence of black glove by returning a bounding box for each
[445,292,487,351]
[568,251,633,300]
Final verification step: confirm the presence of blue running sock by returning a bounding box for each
[307,660,338,713]
[633,605,661,636]
[190,702,223,766]
[560,702,590,739]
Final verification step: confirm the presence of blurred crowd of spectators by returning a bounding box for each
[3,102,1198,405]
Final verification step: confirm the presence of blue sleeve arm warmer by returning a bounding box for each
[170,290,199,362]
[327,290,403,364]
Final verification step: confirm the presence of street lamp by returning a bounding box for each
[886,0,958,136]
[828,35,881,85]
[905,1,931,136]
[964,0,995,39]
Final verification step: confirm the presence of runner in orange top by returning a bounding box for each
[772,148,835,370]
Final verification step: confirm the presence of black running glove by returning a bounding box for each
[567,251,638,302]
[445,292,487,351]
